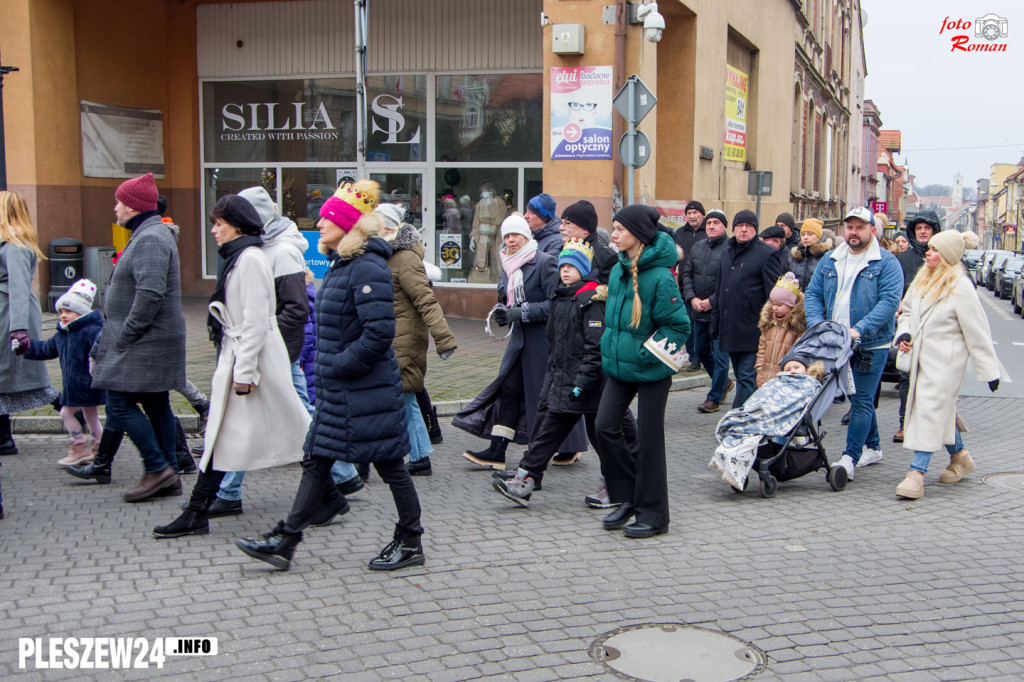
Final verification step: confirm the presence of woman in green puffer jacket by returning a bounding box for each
[593,204,690,540]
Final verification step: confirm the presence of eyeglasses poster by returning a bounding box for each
[550,66,613,160]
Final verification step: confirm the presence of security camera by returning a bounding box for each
[634,2,665,43]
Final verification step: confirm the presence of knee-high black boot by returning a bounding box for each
[416,389,443,444]
[66,428,123,483]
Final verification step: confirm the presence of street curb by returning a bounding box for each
[433,372,711,417]
[11,374,712,432]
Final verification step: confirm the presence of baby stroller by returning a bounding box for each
[710,320,854,498]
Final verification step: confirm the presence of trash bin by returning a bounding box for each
[47,238,84,312]
[84,246,117,308]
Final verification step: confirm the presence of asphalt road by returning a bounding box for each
[963,285,1022,398]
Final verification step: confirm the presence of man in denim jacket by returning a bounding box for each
[804,207,904,480]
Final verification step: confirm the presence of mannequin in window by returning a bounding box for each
[469,182,507,283]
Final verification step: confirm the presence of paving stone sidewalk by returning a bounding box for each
[2,385,1024,680]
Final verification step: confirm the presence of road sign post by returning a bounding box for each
[613,75,656,206]
[746,170,773,227]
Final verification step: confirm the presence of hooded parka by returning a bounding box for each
[897,211,941,295]
[386,224,456,392]
[784,237,834,290]
[754,297,807,387]
[538,280,604,414]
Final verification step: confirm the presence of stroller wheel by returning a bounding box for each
[759,475,778,498]
[828,464,847,491]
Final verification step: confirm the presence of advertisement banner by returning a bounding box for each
[654,200,689,230]
[724,66,748,163]
[80,101,165,178]
[438,233,463,269]
[550,66,613,160]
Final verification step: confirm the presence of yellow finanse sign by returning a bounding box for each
[724,65,748,163]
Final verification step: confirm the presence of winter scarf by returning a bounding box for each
[500,239,538,306]
[208,235,263,350]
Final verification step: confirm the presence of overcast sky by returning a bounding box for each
[861,0,1020,190]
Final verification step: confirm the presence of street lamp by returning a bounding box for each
[0,45,19,192]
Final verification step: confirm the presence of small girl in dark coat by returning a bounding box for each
[491,239,605,506]
[24,279,105,467]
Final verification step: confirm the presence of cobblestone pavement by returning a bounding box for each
[2,381,1024,680]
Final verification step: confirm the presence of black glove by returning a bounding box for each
[492,307,509,327]
[989,379,1000,392]
[570,386,583,400]
[505,306,522,324]
[895,333,912,344]
[10,330,29,356]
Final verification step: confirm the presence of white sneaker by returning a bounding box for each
[858,447,884,467]
[832,454,855,480]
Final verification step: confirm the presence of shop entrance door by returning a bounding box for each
[367,169,429,250]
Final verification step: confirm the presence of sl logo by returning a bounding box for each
[371,94,421,145]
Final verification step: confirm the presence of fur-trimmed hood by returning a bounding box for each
[320,212,386,261]
[758,296,806,336]
[789,238,833,261]
[386,223,423,254]
[590,284,609,302]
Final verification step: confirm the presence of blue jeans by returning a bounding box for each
[707,338,732,403]
[845,347,889,462]
[291,360,314,417]
[728,352,757,408]
[105,390,176,474]
[405,392,434,463]
[911,429,965,473]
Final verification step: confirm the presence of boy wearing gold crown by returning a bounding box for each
[492,238,606,506]
[754,272,807,388]
[234,180,425,572]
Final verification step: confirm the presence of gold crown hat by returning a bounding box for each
[770,271,803,305]
[558,237,595,278]
[319,179,380,231]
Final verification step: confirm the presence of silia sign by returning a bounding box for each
[219,102,339,141]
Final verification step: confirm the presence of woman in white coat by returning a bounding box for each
[154,195,310,537]
[894,230,999,499]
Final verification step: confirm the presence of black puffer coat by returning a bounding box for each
[784,237,833,290]
[304,234,409,463]
[538,280,604,414]
[680,233,727,322]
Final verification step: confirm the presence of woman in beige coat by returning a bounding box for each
[893,230,999,499]
[153,195,310,537]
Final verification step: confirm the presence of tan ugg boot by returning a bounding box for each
[939,449,975,484]
[895,470,925,499]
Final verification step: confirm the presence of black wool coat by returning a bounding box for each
[304,236,409,463]
[538,280,605,414]
[711,237,784,353]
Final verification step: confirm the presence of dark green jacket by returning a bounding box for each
[601,231,691,383]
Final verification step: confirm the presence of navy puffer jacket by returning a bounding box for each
[304,236,409,463]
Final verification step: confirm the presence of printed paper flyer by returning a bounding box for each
[724,65,748,162]
[550,67,613,160]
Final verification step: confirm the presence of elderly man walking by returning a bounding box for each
[804,207,903,480]
[90,173,187,502]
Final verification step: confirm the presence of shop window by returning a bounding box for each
[365,76,428,162]
[435,74,542,162]
[202,79,357,164]
[202,167,273,274]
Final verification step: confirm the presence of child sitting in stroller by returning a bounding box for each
[708,320,853,494]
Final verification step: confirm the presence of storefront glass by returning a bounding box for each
[365,76,428,163]
[435,74,543,162]
[202,167,274,274]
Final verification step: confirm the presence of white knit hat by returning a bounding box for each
[500,214,532,240]
[55,279,97,316]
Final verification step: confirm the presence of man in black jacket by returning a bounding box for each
[525,193,563,258]
[558,200,617,284]
[711,209,784,407]
[775,212,799,250]
[681,209,734,412]
[673,200,706,370]
[892,210,940,442]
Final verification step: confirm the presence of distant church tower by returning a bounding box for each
[952,172,963,209]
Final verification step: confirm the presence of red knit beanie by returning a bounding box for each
[115,173,159,212]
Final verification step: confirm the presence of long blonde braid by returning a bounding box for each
[628,244,644,328]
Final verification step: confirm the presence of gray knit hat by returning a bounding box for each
[55,279,97,316]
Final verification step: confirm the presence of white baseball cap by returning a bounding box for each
[843,206,875,226]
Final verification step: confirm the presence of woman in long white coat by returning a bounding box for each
[893,230,999,499]
[154,194,310,537]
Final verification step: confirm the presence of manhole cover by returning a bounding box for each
[589,623,765,682]
[982,473,1024,492]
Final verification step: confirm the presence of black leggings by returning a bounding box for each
[593,375,672,529]
[284,456,423,540]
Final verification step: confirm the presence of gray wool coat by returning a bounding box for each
[0,243,51,393]
[90,214,187,392]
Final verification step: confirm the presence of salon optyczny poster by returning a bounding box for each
[550,67,613,160]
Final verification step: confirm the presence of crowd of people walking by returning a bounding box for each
[0,175,1001,558]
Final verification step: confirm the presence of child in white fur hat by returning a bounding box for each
[23,279,106,466]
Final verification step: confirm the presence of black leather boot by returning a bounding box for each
[66,428,122,483]
[417,390,443,444]
[234,522,302,570]
[463,436,509,470]
[368,534,425,571]
[0,414,16,455]
[175,418,196,474]
[153,510,209,538]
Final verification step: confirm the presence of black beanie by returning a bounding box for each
[732,209,758,229]
[561,200,598,234]
[774,212,795,231]
[211,194,264,236]
[685,200,706,216]
[614,204,661,246]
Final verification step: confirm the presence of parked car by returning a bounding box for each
[984,251,1013,290]
[995,256,1024,299]
[1012,270,1024,315]
[964,249,984,272]
[976,251,1000,286]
